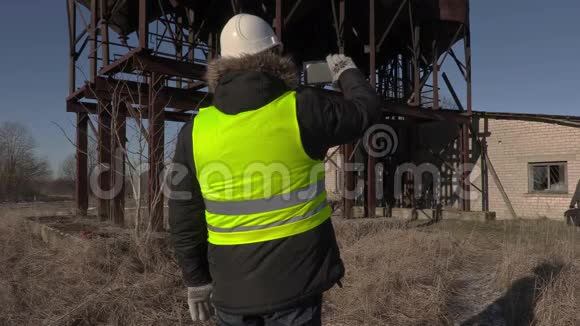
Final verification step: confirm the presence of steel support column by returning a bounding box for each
[461,123,470,211]
[148,73,165,231]
[402,56,411,100]
[463,18,472,211]
[208,32,215,60]
[75,112,89,216]
[337,0,354,219]
[139,0,149,49]
[412,25,421,106]
[366,0,377,218]
[97,103,112,220]
[111,102,126,226]
[67,0,76,94]
[101,0,110,66]
[89,0,98,82]
[432,42,439,110]
[275,0,283,41]
[481,119,489,212]
[175,16,184,88]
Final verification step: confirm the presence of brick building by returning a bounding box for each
[471,113,580,220]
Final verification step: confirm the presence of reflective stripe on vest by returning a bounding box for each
[203,178,325,215]
[193,91,331,245]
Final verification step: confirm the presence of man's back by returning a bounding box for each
[169,14,382,325]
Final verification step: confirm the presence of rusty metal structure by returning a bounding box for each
[66,0,475,227]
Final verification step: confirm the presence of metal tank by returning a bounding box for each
[75,0,468,69]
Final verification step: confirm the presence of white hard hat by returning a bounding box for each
[220,14,282,58]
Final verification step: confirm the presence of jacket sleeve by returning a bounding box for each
[295,68,383,160]
[168,122,212,287]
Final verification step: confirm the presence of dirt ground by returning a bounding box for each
[1,204,579,325]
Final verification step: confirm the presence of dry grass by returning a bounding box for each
[326,218,580,326]
[327,220,461,325]
[1,207,580,325]
[0,215,196,326]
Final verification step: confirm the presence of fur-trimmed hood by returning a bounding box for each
[206,51,298,92]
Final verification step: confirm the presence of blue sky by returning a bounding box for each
[1,1,579,172]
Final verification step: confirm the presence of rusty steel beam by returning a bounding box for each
[366,0,376,218]
[275,0,283,41]
[68,0,76,95]
[443,68,471,211]
[67,101,194,122]
[101,0,110,66]
[473,111,580,128]
[66,0,74,46]
[377,0,408,49]
[97,102,112,221]
[387,104,471,122]
[139,0,148,49]
[207,32,215,60]
[99,47,141,75]
[111,102,126,226]
[462,14,472,211]
[95,77,209,109]
[465,28,472,116]
[175,15,184,89]
[89,0,98,82]
[441,72,464,112]
[411,25,421,106]
[330,0,342,51]
[136,53,207,80]
[461,123,470,211]
[432,41,439,110]
[481,118,489,212]
[310,87,470,122]
[401,56,411,100]
[448,48,466,80]
[186,81,207,91]
[284,0,303,26]
[148,73,165,231]
[339,0,346,44]
[437,24,463,69]
[99,48,206,81]
[74,26,89,46]
[76,112,89,216]
[337,0,353,219]
[68,77,209,111]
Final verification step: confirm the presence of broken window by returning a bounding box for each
[528,162,568,193]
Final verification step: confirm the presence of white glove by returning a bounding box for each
[187,284,214,321]
[326,54,357,84]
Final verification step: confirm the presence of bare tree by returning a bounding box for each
[0,122,51,201]
[59,154,77,182]
[59,139,98,182]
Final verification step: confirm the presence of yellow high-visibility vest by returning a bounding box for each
[192,91,331,245]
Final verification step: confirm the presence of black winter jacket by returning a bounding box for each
[169,53,382,315]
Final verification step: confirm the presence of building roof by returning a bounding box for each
[474,111,580,128]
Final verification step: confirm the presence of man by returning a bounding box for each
[169,13,382,326]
